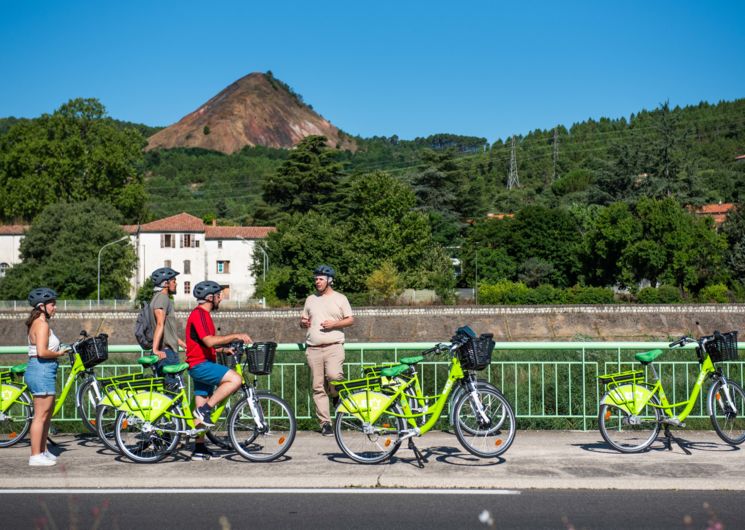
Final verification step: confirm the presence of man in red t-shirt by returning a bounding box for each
[185,280,251,459]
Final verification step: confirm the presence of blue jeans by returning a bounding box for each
[156,348,180,387]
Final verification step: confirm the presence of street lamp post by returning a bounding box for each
[97,236,129,306]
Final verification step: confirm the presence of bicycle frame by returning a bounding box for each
[602,349,719,422]
[338,354,477,436]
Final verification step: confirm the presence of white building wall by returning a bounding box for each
[204,238,259,301]
[0,235,23,266]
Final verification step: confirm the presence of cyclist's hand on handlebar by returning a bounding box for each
[236,333,252,344]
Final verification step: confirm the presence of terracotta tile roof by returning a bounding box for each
[122,225,138,235]
[692,203,735,226]
[486,213,515,220]
[0,224,28,235]
[205,226,275,239]
[137,212,206,233]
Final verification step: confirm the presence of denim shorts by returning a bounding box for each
[188,361,229,397]
[24,356,59,396]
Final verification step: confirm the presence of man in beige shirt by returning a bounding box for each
[300,265,354,435]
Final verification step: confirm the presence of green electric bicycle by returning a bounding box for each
[598,329,744,453]
[0,331,109,447]
[112,341,296,463]
[332,326,516,466]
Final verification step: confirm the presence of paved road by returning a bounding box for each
[2,430,744,490]
[0,489,741,529]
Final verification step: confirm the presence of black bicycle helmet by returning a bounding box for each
[313,265,336,278]
[151,267,179,287]
[193,280,222,300]
[28,287,58,307]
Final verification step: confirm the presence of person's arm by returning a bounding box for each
[320,315,354,331]
[152,308,166,359]
[31,321,64,359]
[177,338,186,350]
[300,300,310,328]
[200,332,252,348]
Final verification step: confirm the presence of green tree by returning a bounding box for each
[0,199,137,299]
[0,98,148,222]
[261,135,344,216]
[366,261,403,304]
[583,202,642,287]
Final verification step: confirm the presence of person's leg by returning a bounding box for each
[205,370,241,408]
[30,396,54,456]
[157,348,180,387]
[306,347,330,425]
[324,344,346,399]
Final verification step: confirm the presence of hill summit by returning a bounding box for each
[146,72,355,153]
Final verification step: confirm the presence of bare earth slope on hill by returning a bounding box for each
[146,72,355,153]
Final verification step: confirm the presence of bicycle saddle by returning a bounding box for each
[634,349,664,364]
[161,362,189,374]
[137,355,159,366]
[399,355,424,365]
[10,363,27,375]
[380,364,411,378]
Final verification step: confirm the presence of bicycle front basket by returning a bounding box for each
[244,342,277,375]
[704,330,738,363]
[458,333,495,371]
[79,334,109,369]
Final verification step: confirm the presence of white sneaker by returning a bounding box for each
[43,450,57,461]
[29,454,56,466]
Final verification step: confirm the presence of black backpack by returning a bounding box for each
[134,301,156,349]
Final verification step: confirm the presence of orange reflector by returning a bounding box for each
[382,423,390,428]
[384,438,392,447]
[604,410,611,421]
[122,420,129,429]
[278,436,286,445]
[716,393,721,400]
[9,432,17,437]
[495,440,503,447]
[91,420,96,426]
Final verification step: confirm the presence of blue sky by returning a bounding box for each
[1,0,743,142]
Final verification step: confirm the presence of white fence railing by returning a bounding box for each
[0,299,267,312]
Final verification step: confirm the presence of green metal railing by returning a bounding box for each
[2,342,743,430]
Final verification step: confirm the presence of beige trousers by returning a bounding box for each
[306,343,345,425]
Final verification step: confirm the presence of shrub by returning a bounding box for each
[637,285,683,304]
[698,283,730,303]
[479,280,531,305]
[565,285,615,304]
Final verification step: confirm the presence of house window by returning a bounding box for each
[183,260,191,274]
[217,260,230,274]
[164,260,172,268]
[0,262,8,278]
[161,234,176,248]
[217,240,222,249]
[181,234,199,248]
[184,281,191,295]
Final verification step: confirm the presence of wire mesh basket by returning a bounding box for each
[703,330,738,363]
[243,342,277,375]
[458,333,495,371]
[78,334,109,369]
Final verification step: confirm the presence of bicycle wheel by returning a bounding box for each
[598,393,661,453]
[334,396,404,464]
[708,379,745,445]
[206,393,237,450]
[114,406,183,463]
[228,392,296,462]
[0,388,33,448]
[76,378,100,433]
[96,404,121,453]
[450,380,505,435]
[453,386,516,458]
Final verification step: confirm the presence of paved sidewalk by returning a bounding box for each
[2,430,743,490]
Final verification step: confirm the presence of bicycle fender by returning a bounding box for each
[601,384,654,415]
[338,391,391,424]
[1,384,24,408]
[122,391,171,421]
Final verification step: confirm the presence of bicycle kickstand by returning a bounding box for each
[408,439,427,468]
[663,425,691,455]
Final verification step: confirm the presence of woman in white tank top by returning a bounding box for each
[24,287,66,467]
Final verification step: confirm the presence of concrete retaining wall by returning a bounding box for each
[2,305,745,345]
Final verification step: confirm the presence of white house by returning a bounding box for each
[0,213,274,302]
[0,225,25,279]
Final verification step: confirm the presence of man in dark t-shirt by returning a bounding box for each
[185,280,251,460]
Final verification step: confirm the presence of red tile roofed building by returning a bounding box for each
[692,203,735,226]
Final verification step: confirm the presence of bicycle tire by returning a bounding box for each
[449,380,505,435]
[76,377,100,433]
[228,392,296,462]
[708,379,745,445]
[0,387,33,448]
[598,393,661,453]
[453,386,516,458]
[334,395,404,464]
[114,405,183,463]
[95,404,120,453]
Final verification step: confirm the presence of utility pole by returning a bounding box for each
[507,135,520,190]
[552,127,559,182]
